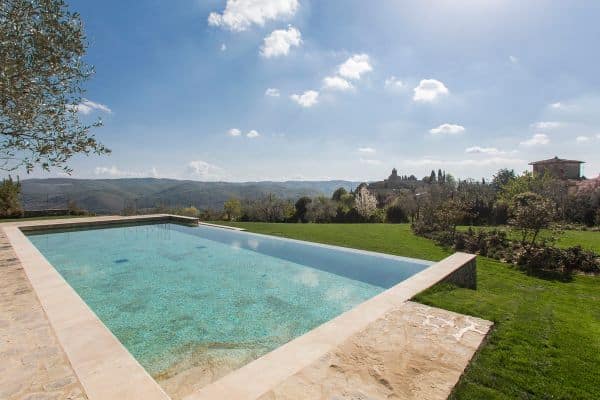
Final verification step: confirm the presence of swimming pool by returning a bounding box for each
[26,222,432,398]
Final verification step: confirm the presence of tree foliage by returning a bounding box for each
[223,198,241,221]
[0,0,109,173]
[0,175,22,216]
[354,186,377,219]
[509,192,556,245]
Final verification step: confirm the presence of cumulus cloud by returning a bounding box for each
[290,90,319,107]
[338,54,372,80]
[384,76,404,90]
[429,123,465,135]
[520,133,550,146]
[532,121,562,129]
[265,88,280,97]
[465,146,505,155]
[186,160,224,180]
[247,130,260,138]
[576,136,590,143]
[71,99,112,115]
[360,158,382,165]
[322,76,353,91]
[208,0,299,32]
[358,147,376,154]
[227,128,242,137]
[413,79,449,102]
[260,26,302,58]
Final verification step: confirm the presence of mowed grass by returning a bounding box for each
[222,222,600,400]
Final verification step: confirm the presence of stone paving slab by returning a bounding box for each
[257,301,492,400]
[0,231,87,400]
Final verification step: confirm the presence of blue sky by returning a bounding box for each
[28,0,600,181]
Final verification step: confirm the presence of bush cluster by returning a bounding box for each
[419,227,600,275]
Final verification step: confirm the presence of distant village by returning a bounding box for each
[367,156,599,198]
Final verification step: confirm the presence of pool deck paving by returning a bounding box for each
[1,215,493,400]
[0,230,87,400]
[257,301,492,400]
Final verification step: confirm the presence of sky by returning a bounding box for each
[24,0,600,182]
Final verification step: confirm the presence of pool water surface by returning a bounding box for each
[27,223,431,397]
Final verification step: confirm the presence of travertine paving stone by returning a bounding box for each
[0,231,87,400]
[258,301,492,400]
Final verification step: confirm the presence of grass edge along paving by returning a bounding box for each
[221,222,600,400]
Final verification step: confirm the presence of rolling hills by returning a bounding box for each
[21,178,359,214]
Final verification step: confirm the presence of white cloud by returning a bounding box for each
[227,128,242,137]
[247,130,260,138]
[576,136,590,143]
[550,102,567,109]
[265,88,280,97]
[322,76,353,91]
[220,43,227,51]
[509,55,519,64]
[94,166,129,177]
[260,26,302,58]
[338,54,372,80]
[71,99,112,115]
[532,121,562,129]
[413,79,449,102]
[94,165,157,178]
[597,134,600,139]
[360,158,382,165]
[290,90,319,108]
[403,157,524,167]
[208,0,299,32]
[384,76,404,90]
[465,146,505,155]
[186,160,224,180]
[429,123,465,135]
[520,133,550,146]
[358,147,376,154]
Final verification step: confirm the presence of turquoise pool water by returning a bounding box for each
[27,223,430,391]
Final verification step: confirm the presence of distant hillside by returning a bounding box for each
[21,178,360,214]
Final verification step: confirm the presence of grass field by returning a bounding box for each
[222,222,600,400]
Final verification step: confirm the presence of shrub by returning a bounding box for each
[386,204,408,223]
[509,192,556,245]
[178,206,199,218]
[0,176,23,217]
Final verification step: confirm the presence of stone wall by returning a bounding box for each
[441,256,477,289]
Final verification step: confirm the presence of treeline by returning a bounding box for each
[156,185,383,223]
[198,168,600,227]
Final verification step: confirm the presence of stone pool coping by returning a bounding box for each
[3,215,480,400]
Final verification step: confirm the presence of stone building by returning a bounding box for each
[529,156,584,180]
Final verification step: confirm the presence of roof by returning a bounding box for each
[529,156,585,165]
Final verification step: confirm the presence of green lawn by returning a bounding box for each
[221,222,600,400]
